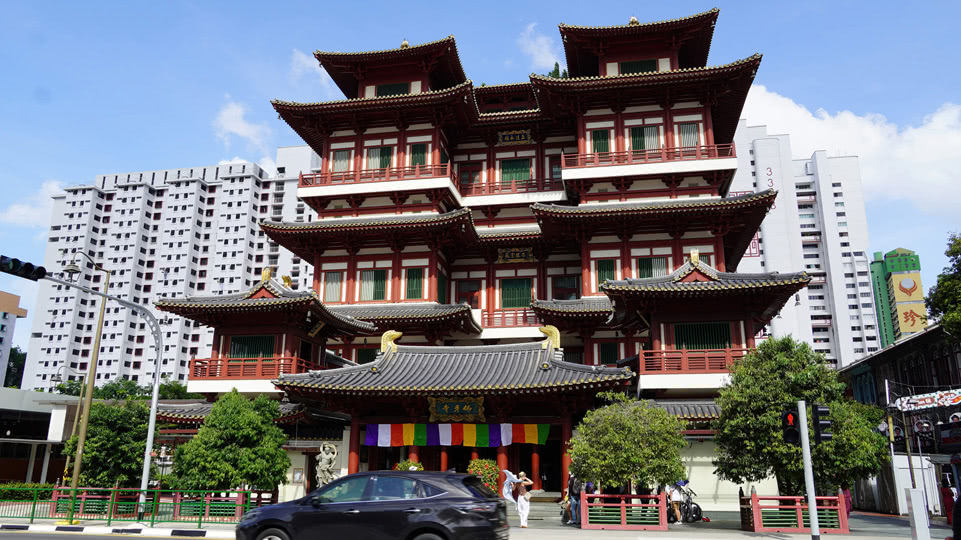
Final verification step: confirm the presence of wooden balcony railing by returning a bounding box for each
[460,178,564,196]
[189,356,317,380]
[482,309,540,328]
[562,144,735,169]
[640,348,749,373]
[299,163,453,187]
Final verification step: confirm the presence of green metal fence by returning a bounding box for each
[0,487,276,528]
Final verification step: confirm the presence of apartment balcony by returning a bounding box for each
[186,356,315,394]
[801,234,822,244]
[560,144,737,182]
[460,178,566,205]
[637,348,749,392]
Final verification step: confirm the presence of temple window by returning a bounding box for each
[458,162,483,186]
[323,271,344,303]
[673,322,732,350]
[500,278,532,309]
[619,59,658,75]
[228,335,275,358]
[551,275,580,300]
[375,82,410,97]
[331,150,352,172]
[437,274,448,303]
[404,268,425,299]
[590,129,610,153]
[636,256,669,278]
[629,126,661,152]
[365,146,393,170]
[408,143,428,167]
[598,342,620,365]
[677,122,701,147]
[500,158,531,185]
[456,280,482,308]
[595,259,617,288]
[549,156,562,180]
[359,269,388,301]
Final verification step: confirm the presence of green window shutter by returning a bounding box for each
[630,126,660,151]
[637,257,668,279]
[437,273,448,303]
[379,147,392,169]
[599,342,620,365]
[410,144,427,166]
[501,278,532,309]
[356,348,378,364]
[596,259,616,287]
[440,148,449,164]
[323,271,342,302]
[592,130,610,153]
[375,82,410,97]
[373,269,387,300]
[360,269,388,301]
[630,127,644,150]
[405,268,424,299]
[501,158,530,183]
[228,335,275,358]
[674,322,731,350]
[619,59,658,75]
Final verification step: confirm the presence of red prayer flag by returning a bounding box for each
[451,423,464,446]
[390,423,404,446]
[512,423,526,444]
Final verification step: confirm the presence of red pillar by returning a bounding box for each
[408,446,419,463]
[471,448,479,461]
[348,418,360,474]
[497,445,508,494]
[439,447,448,472]
[531,446,541,491]
[561,416,573,490]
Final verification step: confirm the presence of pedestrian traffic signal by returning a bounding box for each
[812,404,832,445]
[0,256,46,281]
[782,407,800,446]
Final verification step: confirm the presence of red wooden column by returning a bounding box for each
[345,245,359,303]
[471,448,479,461]
[390,245,402,303]
[439,447,448,471]
[408,446,419,463]
[427,244,438,302]
[348,417,361,474]
[531,446,541,490]
[580,236,591,294]
[561,416,573,490]
[713,235,726,271]
[497,445,508,494]
[312,254,324,294]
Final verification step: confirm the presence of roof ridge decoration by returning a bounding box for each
[271,79,474,109]
[313,35,456,58]
[558,8,719,31]
[528,53,761,84]
[531,189,776,216]
[539,325,561,349]
[381,330,403,353]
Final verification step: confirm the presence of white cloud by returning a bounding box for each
[212,96,272,154]
[517,23,562,72]
[742,85,961,216]
[258,156,278,176]
[0,180,64,228]
[290,49,336,99]
[217,157,247,165]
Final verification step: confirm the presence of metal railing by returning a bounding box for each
[459,178,564,196]
[739,493,848,534]
[482,310,539,328]
[641,348,750,372]
[299,164,453,187]
[189,356,316,380]
[580,493,667,531]
[0,487,276,528]
[562,144,735,169]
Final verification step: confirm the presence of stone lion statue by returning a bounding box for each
[315,442,339,486]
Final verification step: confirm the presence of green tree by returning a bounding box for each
[53,377,201,400]
[545,61,568,78]
[714,336,888,495]
[4,346,26,388]
[62,400,152,487]
[54,379,84,396]
[172,390,290,490]
[157,379,203,399]
[927,233,961,339]
[568,393,685,489]
[95,379,149,400]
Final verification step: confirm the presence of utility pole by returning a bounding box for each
[797,400,820,540]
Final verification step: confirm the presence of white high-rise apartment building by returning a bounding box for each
[0,291,28,381]
[23,147,322,391]
[731,120,879,367]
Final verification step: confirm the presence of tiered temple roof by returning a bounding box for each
[329,303,482,336]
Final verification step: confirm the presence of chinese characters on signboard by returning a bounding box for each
[497,247,535,263]
[428,396,485,422]
[497,130,531,146]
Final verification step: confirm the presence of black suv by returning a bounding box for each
[237,471,509,540]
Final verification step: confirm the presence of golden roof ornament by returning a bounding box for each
[629,15,640,26]
[539,325,561,350]
[261,267,272,283]
[690,249,700,266]
[281,275,292,288]
[381,330,403,353]
[400,38,409,49]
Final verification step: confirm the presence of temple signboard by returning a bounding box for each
[497,247,535,263]
[428,396,485,422]
[497,129,531,146]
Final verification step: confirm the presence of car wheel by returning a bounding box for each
[411,534,444,540]
[255,528,290,540]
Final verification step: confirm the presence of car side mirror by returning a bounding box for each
[310,495,324,508]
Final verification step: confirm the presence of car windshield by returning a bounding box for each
[462,476,496,498]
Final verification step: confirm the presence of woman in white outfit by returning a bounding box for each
[514,471,534,528]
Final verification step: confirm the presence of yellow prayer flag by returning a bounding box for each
[524,423,538,444]
[403,423,415,445]
[463,423,477,446]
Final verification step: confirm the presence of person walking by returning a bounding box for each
[514,471,534,528]
[567,474,583,526]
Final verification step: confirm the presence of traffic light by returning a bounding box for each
[812,404,833,445]
[782,407,800,446]
[0,256,46,281]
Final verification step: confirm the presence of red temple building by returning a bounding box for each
[157,9,810,509]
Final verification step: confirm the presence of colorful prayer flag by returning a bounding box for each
[414,424,427,446]
[402,424,415,445]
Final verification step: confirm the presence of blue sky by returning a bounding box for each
[1,1,959,350]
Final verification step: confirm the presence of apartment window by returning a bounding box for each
[500,158,531,184]
[637,257,669,278]
[800,213,816,219]
[599,342,620,365]
[552,275,580,300]
[500,278,532,309]
[323,271,343,303]
[619,59,657,74]
[456,280,482,308]
[365,146,393,169]
[596,259,617,287]
[359,269,388,301]
[674,322,731,350]
[835,202,845,207]
[375,82,410,97]
[405,268,424,299]
[409,144,427,167]
[678,123,700,147]
[591,129,610,153]
[331,150,351,172]
[630,126,660,151]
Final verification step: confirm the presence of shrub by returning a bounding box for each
[0,483,55,501]
[468,459,499,492]
[392,459,424,472]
